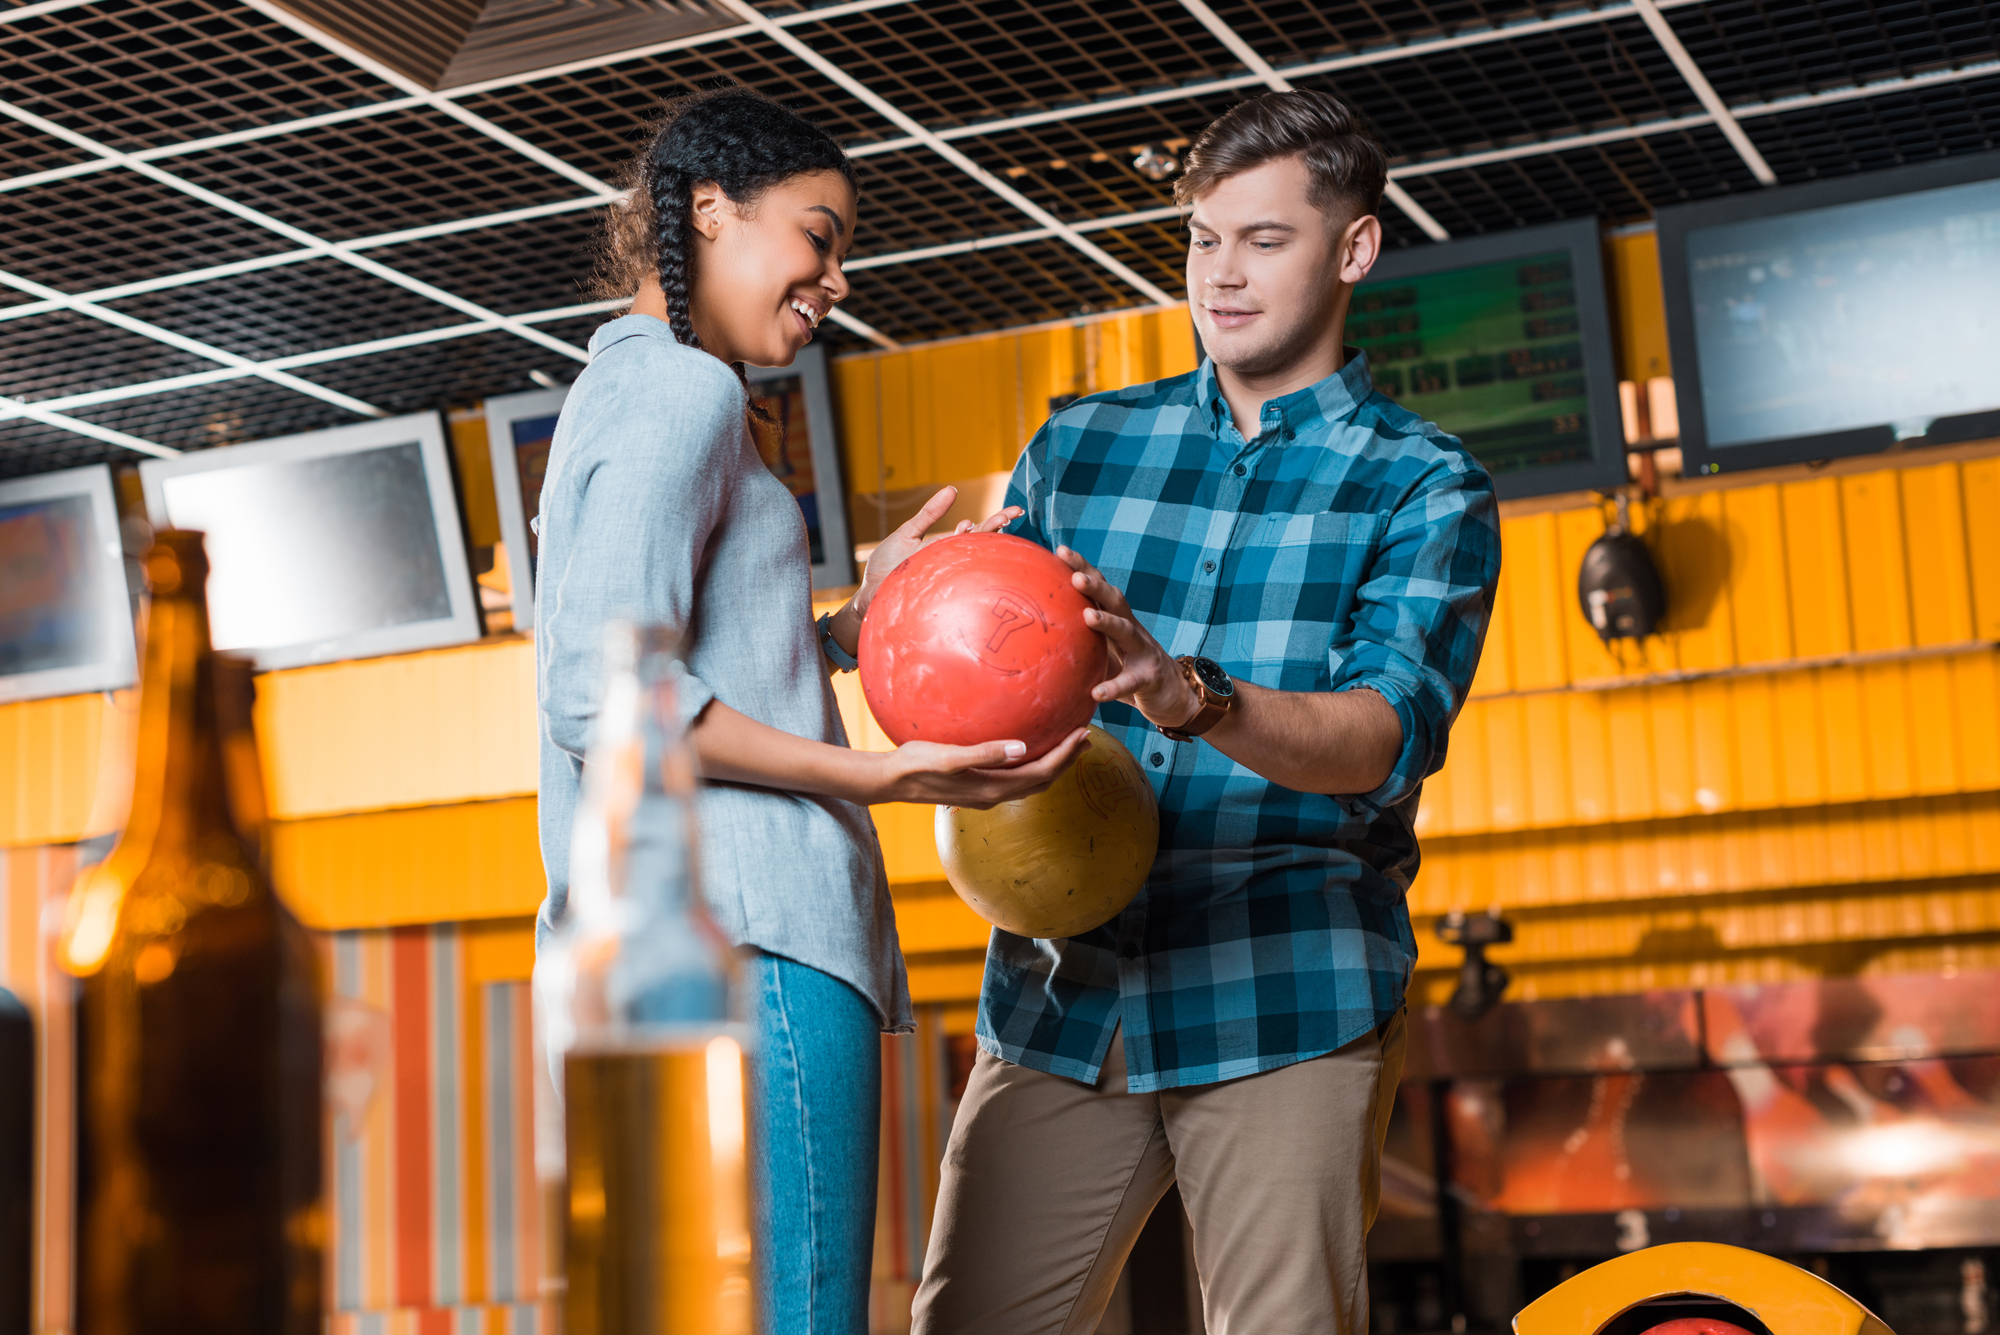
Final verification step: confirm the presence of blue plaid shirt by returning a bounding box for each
[977,352,1500,1092]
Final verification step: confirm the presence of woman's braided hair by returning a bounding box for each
[593,88,856,378]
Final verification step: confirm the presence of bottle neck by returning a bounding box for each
[120,588,241,864]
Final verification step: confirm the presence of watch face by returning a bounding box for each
[1190,656,1234,698]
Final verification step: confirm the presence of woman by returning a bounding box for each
[533,89,1088,1333]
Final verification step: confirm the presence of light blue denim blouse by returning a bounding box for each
[534,314,911,1031]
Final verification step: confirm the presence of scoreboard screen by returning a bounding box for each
[1352,218,1627,500]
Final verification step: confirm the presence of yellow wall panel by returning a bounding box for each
[256,637,538,820]
[1653,491,1735,669]
[888,888,990,956]
[1720,483,1793,664]
[0,692,127,847]
[1954,652,2000,791]
[1648,686,1694,818]
[1838,470,1913,653]
[1780,477,1852,658]
[1773,672,1827,806]
[1607,230,1671,382]
[1564,692,1612,822]
[1963,457,2000,638]
[1906,655,1962,795]
[1482,698,1528,830]
[1858,662,1914,799]
[1500,513,1569,691]
[1899,462,1975,645]
[1521,694,1572,827]
[1467,568,1515,698]
[1817,668,1868,802]
[1604,689,1657,822]
[1729,675,1783,809]
[1686,677,1735,814]
[270,796,544,930]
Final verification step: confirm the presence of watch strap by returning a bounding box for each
[818,612,859,672]
[1157,656,1230,742]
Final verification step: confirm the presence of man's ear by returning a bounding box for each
[1339,213,1383,285]
[689,179,729,241]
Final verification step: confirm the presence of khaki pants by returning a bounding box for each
[912,1011,1407,1335]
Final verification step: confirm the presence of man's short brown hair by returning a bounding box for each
[1174,90,1387,224]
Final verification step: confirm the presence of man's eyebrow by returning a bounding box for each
[1185,216,1298,234]
[808,204,847,237]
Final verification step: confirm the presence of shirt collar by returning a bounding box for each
[1195,349,1374,443]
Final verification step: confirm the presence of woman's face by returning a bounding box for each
[687,169,856,368]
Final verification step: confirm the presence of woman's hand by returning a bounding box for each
[823,486,1025,664]
[853,485,1024,618]
[866,727,1091,808]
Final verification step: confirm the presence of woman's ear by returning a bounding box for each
[689,179,729,241]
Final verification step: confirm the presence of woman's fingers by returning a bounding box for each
[897,486,959,539]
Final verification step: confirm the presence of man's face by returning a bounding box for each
[1185,154,1371,378]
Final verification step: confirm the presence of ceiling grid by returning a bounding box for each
[0,0,1994,476]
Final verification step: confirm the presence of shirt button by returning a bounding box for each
[1233,463,1247,477]
[1149,751,1165,767]
[1203,559,1216,574]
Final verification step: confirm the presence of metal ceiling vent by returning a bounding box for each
[268,0,739,90]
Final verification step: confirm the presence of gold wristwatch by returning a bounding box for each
[1157,655,1234,742]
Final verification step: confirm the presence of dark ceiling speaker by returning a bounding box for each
[1577,494,1667,641]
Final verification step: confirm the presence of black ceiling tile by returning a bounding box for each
[0,0,396,153]
[165,105,585,242]
[0,416,137,482]
[796,0,1237,131]
[95,258,480,362]
[1667,0,2000,107]
[0,117,101,180]
[1291,18,1695,166]
[1202,0,1533,68]
[1742,73,2000,180]
[0,309,218,404]
[847,148,1038,257]
[1390,123,1759,235]
[840,236,1153,343]
[68,376,362,454]
[290,322,605,415]
[0,167,298,293]
[452,35,898,184]
[367,207,606,317]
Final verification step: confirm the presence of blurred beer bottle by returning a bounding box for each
[535,623,753,1335]
[59,531,323,1335]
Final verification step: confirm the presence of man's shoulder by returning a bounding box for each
[1345,390,1493,496]
[1044,368,1202,438]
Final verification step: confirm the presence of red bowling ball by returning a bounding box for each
[859,532,1107,760]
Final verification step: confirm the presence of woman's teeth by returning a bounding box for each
[790,299,821,329]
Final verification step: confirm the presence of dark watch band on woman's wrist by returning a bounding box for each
[1157,655,1234,742]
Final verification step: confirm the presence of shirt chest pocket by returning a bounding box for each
[1227,509,1388,682]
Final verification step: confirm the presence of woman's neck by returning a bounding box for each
[630,278,732,361]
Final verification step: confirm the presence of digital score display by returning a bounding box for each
[1350,249,1593,480]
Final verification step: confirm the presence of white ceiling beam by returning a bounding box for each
[711,0,1174,305]
[0,97,592,365]
[848,0,1708,159]
[1629,0,1776,185]
[1175,0,1449,241]
[1,298,626,428]
[0,267,387,417]
[0,0,100,22]
[4,398,178,459]
[846,204,1188,270]
[1732,56,2000,120]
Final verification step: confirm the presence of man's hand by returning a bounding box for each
[1058,546,1201,731]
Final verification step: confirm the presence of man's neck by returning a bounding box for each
[1213,332,1347,445]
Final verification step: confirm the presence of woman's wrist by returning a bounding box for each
[827,595,866,660]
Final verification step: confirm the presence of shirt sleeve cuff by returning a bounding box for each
[670,662,716,730]
[1336,675,1432,814]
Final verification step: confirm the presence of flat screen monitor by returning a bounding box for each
[1658,151,2000,475]
[0,464,135,703]
[137,413,480,671]
[1349,216,1628,500]
[489,340,855,631]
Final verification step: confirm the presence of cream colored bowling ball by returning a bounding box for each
[935,725,1159,939]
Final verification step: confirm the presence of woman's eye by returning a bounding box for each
[808,230,829,253]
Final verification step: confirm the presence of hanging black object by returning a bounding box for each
[1577,493,1667,641]
[1437,910,1512,1022]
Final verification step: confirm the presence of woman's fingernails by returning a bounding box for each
[1003,741,1027,759]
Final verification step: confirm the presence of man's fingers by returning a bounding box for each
[898,486,959,538]
[1082,607,1145,649]
[974,505,1024,533]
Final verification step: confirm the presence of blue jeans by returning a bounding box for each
[749,953,880,1335]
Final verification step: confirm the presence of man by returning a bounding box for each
[911,91,1501,1335]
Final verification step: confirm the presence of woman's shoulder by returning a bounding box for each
[559,316,747,460]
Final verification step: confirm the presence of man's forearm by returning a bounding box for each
[1199,682,1401,796]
